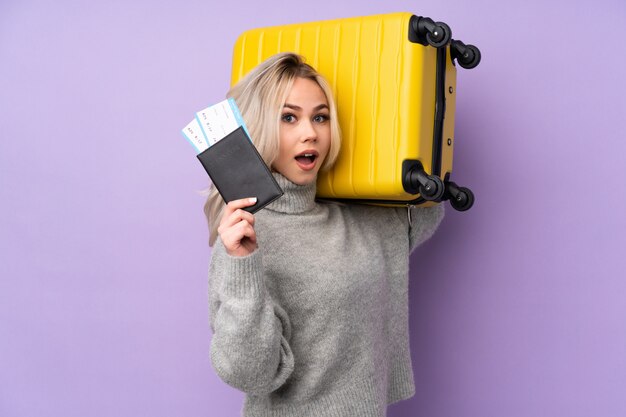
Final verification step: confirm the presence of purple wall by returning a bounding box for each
[1,0,625,416]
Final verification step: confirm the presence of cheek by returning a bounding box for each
[276,133,295,166]
[322,126,332,152]
[277,131,289,158]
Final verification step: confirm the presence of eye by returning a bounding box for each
[281,113,296,123]
[313,114,329,123]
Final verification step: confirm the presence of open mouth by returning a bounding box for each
[294,151,319,171]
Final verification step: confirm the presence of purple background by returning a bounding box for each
[1,0,625,416]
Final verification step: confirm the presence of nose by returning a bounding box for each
[300,119,317,143]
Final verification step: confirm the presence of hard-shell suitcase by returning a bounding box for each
[230,12,480,211]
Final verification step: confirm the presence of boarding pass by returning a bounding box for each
[181,98,250,154]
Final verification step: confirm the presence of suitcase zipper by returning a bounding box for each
[432,46,447,177]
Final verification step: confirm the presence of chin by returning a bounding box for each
[286,170,318,185]
[292,175,317,185]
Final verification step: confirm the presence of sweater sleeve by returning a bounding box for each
[208,239,295,395]
[405,203,445,253]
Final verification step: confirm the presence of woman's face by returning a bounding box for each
[272,77,331,185]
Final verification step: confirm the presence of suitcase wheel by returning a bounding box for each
[445,181,475,211]
[426,21,452,48]
[451,40,481,69]
[403,161,446,201]
[402,159,446,201]
[419,176,446,201]
[411,17,452,48]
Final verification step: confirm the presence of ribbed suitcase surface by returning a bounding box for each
[231,12,459,206]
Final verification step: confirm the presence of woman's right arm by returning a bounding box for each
[208,198,295,395]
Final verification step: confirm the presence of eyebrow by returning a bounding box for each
[283,103,329,111]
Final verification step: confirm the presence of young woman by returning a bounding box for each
[205,52,444,417]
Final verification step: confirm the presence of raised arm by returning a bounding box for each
[405,203,445,252]
[208,199,295,395]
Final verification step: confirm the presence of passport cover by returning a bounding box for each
[197,126,283,213]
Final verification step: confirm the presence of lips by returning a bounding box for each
[294,150,319,171]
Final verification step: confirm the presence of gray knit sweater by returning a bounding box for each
[208,173,444,417]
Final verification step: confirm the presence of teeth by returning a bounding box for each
[304,154,314,157]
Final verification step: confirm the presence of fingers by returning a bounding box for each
[220,219,255,242]
[220,207,256,230]
[237,219,257,244]
[223,197,257,217]
[220,219,258,256]
[218,197,259,257]
[220,198,257,228]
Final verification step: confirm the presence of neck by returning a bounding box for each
[266,172,317,214]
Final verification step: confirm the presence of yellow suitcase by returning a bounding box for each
[230,12,480,211]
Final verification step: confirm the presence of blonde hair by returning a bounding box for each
[202,52,342,246]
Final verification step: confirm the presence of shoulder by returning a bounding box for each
[345,202,408,224]
[326,201,410,235]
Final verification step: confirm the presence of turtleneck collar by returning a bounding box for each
[266,172,317,214]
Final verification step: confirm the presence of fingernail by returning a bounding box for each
[249,197,257,204]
